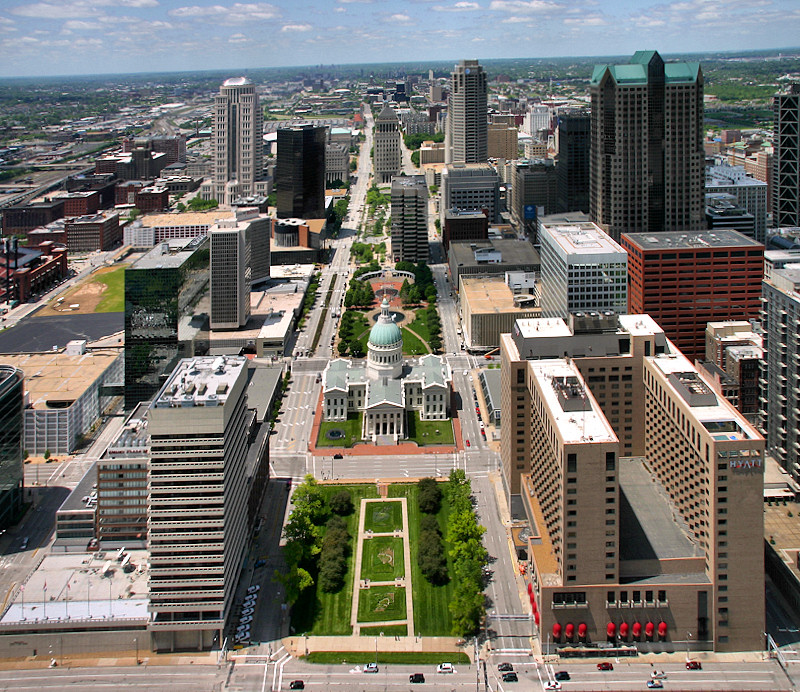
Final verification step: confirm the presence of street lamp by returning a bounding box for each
[134,637,139,665]
[686,631,692,661]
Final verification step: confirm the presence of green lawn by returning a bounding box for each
[408,307,439,344]
[401,327,429,355]
[388,484,455,636]
[304,651,470,665]
[91,265,127,313]
[359,624,408,637]
[360,536,405,581]
[317,413,363,448]
[357,585,407,623]
[406,412,455,446]
[290,484,379,636]
[363,501,404,533]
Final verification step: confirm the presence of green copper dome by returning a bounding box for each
[369,298,402,347]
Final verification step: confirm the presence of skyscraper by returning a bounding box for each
[556,112,590,214]
[373,105,402,184]
[590,51,704,241]
[390,175,428,263]
[0,366,23,531]
[212,77,264,203]
[446,59,487,165]
[147,356,250,651]
[773,84,800,227]
[210,224,251,330]
[276,124,326,219]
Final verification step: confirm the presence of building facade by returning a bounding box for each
[390,176,428,263]
[773,84,800,228]
[556,112,591,214]
[213,77,264,202]
[440,163,500,226]
[147,356,250,652]
[706,162,767,243]
[539,220,628,319]
[621,230,763,362]
[0,366,23,531]
[446,59,488,165]
[442,208,488,252]
[374,105,402,184]
[590,51,704,241]
[210,224,251,330]
[276,123,326,219]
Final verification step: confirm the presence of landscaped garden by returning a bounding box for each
[406,412,455,446]
[363,501,403,533]
[360,536,405,581]
[357,585,407,622]
[317,413,363,448]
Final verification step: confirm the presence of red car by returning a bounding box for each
[686,661,702,670]
[466,439,470,447]
[597,662,614,671]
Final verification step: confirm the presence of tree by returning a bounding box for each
[450,582,485,637]
[275,565,314,605]
[350,339,365,358]
[418,477,442,514]
[329,490,354,516]
[410,150,420,166]
[429,335,442,353]
[337,340,349,356]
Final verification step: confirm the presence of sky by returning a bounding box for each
[0,0,799,78]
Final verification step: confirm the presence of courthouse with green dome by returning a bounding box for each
[322,298,452,441]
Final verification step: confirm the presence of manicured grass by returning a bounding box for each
[360,536,405,581]
[363,501,403,533]
[388,484,455,636]
[304,651,470,665]
[290,484,379,636]
[359,624,408,637]
[406,412,455,446]
[408,306,439,344]
[357,585,406,623]
[91,265,128,313]
[401,327,429,355]
[317,413,363,448]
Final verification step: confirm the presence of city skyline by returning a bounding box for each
[0,0,798,78]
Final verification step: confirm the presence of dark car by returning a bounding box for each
[502,672,518,682]
[597,662,614,671]
[497,663,514,672]
[409,672,425,683]
[289,682,304,690]
[333,453,343,459]
[686,660,702,670]
[555,671,570,681]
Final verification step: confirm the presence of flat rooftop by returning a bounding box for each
[542,221,626,257]
[0,350,121,409]
[131,234,207,270]
[461,277,540,315]
[153,355,246,408]
[206,290,302,345]
[619,457,702,561]
[1,550,149,625]
[140,210,230,228]
[529,359,617,444]
[622,229,763,250]
[450,238,540,266]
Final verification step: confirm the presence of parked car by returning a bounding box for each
[554,671,570,681]
[240,608,254,616]
[502,672,518,683]
[247,585,260,594]
[363,663,379,673]
[597,662,614,671]
[497,663,513,672]
[239,615,252,625]
[289,681,305,690]
[409,673,425,683]
[333,453,343,459]
[686,660,702,670]
[437,663,454,674]
[465,439,470,447]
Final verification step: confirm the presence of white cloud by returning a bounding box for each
[388,13,414,23]
[333,6,346,11]
[563,15,606,26]
[501,14,532,23]
[281,22,312,32]
[12,0,158,18]
[169,3,280,24]
[433,1,481,10]
[63,19,100,30]
[337,0,373,3]
[488,0,559,13]
[228,32,250,42]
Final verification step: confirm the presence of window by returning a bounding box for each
[606,452,616,471]
[567,454,577,473]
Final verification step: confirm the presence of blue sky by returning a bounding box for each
[0,0,799,78]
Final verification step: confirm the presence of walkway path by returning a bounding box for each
[350,497,414,636]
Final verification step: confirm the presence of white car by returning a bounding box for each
[436,663,454,674]
[247,585,260,594]
[241,607,255,616]
[239,615,253,625]
[545,683,561,691]
[244,595,257,605]
[651,671,667,679]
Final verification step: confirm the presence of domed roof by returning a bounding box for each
[369,298,402,347]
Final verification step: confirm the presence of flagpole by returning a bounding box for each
[43,582,47,620]
[65,582,69,619]
[20,585,25,621]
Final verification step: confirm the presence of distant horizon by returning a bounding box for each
[1,46,799,83]
[1,0,799,79]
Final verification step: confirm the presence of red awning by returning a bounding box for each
[645,622,655,637]
[658,621,668,637]
[553,623,562,639]
[632,622,642,637]
[577,622,587,637]
[619,622,629,638]
[534,611,540,626]
[565,623,575,638]
[607,622,616,637]
[527,582,533,594]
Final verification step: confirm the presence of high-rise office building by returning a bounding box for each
[761,267,800,480]
[0,366,23,531]
[373,105,402,184]
[440,163,500,226]
[391,176,428,263]
[539,220,627,319]
[276,124,326,219]
[511,159,558,240]
[773,84,800,227]
[590,51,704,241]
[446,60,487,165]
[621,230,763,362]
[124,236,210,410]
[210,224,251,330]
[501,313,765,652]
[213,77,264,202]
[147,356,250,652]
[706,162,767,243]
[556,112,590,214]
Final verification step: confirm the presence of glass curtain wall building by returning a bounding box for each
[0,366,24,530]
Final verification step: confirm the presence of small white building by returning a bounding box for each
[322,298,451,442]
